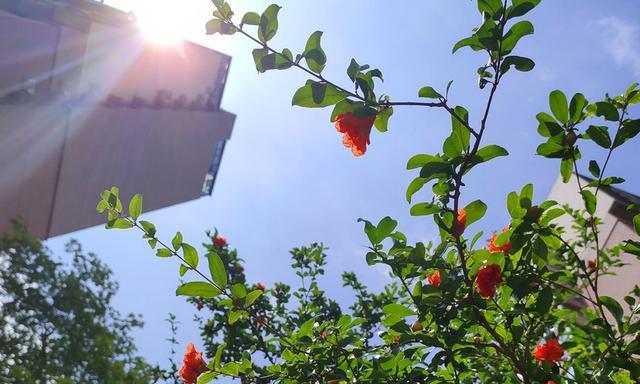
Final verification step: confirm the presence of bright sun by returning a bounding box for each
[135,1,186,44]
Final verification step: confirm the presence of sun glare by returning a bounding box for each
[135,1,186,44]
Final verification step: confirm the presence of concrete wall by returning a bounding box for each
[78,23,230,104]
[548,174,640,309]
[48,107,235,237]
[0,10,59,96]
[0,104,67,237]
[0,104,234,238]
[0,6,235,238]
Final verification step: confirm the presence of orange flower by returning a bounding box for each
[426,271,441,287]
[213,235,227,247]
[335,112,376,157]
[454,208,467,235]
[475,264,502,298]
[178,343,207,384]
[546,381,557,384]
[533,339,564,363]
[488,227,511,254]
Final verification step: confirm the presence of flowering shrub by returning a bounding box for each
[96,0,640,382]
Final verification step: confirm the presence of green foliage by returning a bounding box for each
[0,221,161,383]
[95,0,640,383]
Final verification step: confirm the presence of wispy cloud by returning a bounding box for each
[597,17,640,78]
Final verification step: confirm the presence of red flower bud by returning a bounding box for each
[213,235,227,247]
[256,317,268,328]
[587,260,597,271]
[178,343,207,384]
[335,112,376,157]
[426,270,441,287]
[475,264,502,299]
[454,208,467,235]
[566,132,577,146]
[411,321,424,333]
[196,302,203,311]
[527,205,541,221]
[533,338,564,363]
[256,282,266,290]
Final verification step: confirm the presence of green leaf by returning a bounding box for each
[347,59,369,82]
[472,144,509,164]
[258,4,281,43]
[549,90,569,124]
[633,214,640,236]
[501,20,534,54]
[291,80,347,108]
[452,36,483,54]
[507,191,527,218]
[587,177,625,188]
[581,190,597,214]
[464,200,487,227]
[507,0,541,18]
[374,107,393,133]
[560,157,573,183]
[358,218,378,245]
[303,31,327,73]
[128,194,142,221]
[451,106,470,150]
[231,283,247,299]
[245,290,263,306]
[197,371,218,384]
[406,177,428,203]
[478,0,503,17]
[139,220,156,236]
[613,119,640,148]
[410,202,440,216]
[96,200,109,213]
[382,303,415,317]
[176,282,220,298]
[569,93,587,123]
[536,286,554,315]
[240,11,260,27]
[418,86,443,99]
[228,310,242,324]
[588,160,601,178]
[419,161,451,180]
[179,264,188,277]
[156,248,173,258]
[407,154,438,170]
[108,218,133,229]
[377,217,398,241]
[330,99,369,122]
[536,141,565,158]
[207,252,228,289]
[205,19,235,35]
[586,125,612,148]
[600,296,624,324]
[172,232,183,251]
[182,243,199,269]
[500,56,535,73]
[258,51,293,72]
[536,112,563,137]
[589,101,619,122]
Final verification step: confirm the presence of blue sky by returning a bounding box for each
[46,0,640,368]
